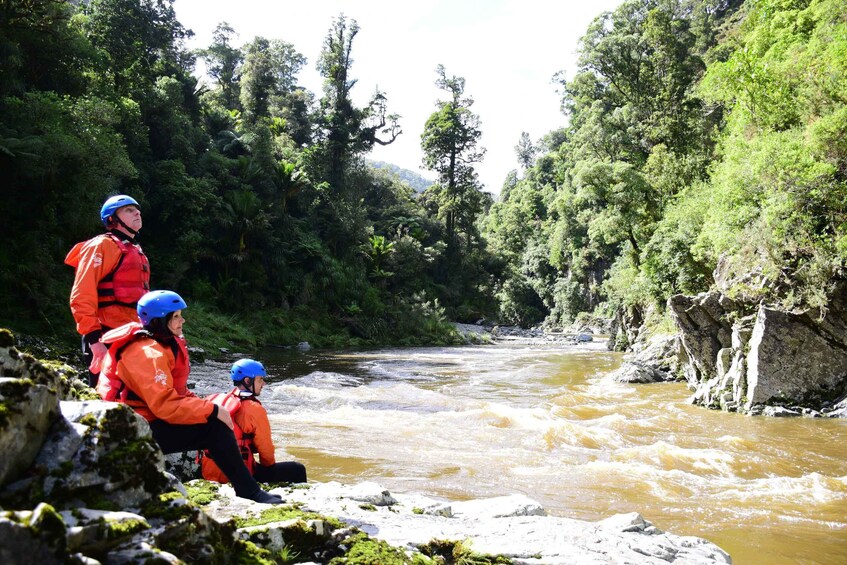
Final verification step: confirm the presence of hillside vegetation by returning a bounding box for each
[1,0,844,352]
[483,0,847,336]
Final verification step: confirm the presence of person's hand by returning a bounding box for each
[216,406,234,430]
[89,342,108,373]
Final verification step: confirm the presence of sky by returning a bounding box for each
[172,0,625,196]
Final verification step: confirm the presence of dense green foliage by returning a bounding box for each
[0,2,491,349]
[3,0,844,351]
[481,0,846,331]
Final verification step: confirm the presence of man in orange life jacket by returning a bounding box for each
[65,195,150,387]
[98,290,282,504]
[201,359,307,485]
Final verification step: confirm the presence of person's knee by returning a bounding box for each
[287,462,307,483]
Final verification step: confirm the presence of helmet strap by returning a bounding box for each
[237,378,257,396]
[111,214,138,238]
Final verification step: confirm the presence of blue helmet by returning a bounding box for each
[137,290,187,325]
[100,195,139,226]
[231,359,267,382]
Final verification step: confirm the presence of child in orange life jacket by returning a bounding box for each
[65,195,150,387]
[201,359,307,485]
[98,290,282,505]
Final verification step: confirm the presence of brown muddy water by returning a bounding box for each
[247,340,847,565]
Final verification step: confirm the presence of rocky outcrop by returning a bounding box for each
[0,333,733,564]
[200,481,731,565]
[668,290,847,416]
[611,333,683,383]
[453,323,597,345]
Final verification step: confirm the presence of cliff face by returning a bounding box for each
[667,289,847,416]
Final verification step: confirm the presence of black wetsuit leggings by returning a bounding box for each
[149,418,262,498]
[253,461,307,484]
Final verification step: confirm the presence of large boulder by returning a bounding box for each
[0,503,67,564]
[3,400,175,510]
[612,333,683,383]
[0,334,62,486]
[747,306,847,407]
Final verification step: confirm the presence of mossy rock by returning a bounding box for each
[328,531,415,565]
[418,538,513,564]
[185,480,222,506]
[0,503,67,563]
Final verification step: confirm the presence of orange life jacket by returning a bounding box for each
[97,323,190,403]
[95,233,150,309]
[202,391,257,476]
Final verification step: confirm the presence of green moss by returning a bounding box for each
[104,516,150,540]
[87,405,170,495]
[412,507,424,515]
[261,481,312,491]
[79,413,99,427]
[80,491,121,512]
[358,503,377,511]
[0,401,11,430]
[235,504,343,531]
[329,531,414,565]
[0,328,15,348]
[140,492,196,521]
[185,480,222,506]
[98,437,169,492]
[232,539,276,565]
[155,510,230,562]
[50,460,74,479]
[68,382,101,401]
[265,518,327,559]
[418,539,513,565]
[29,503,68,557]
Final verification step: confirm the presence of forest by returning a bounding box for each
[1,0,845,352]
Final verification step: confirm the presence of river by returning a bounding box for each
[225,339,847,564]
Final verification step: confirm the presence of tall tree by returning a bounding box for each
[314,14,400,195]
[197,22,243,110]
[83,0,193,96]
[239,37,277,124]
[421,64,486,255]
[515,131,536,171]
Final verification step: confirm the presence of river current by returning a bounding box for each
[216,339,847,564]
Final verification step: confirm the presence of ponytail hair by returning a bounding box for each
[144,312,176,343]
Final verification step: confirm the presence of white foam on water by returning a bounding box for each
[714,472,847,506]
[615,440,737,477]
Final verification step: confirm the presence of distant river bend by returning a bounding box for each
[191,340,847,565]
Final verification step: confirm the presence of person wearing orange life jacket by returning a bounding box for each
[98,290,282,505]
[201,359,307,485]
[65,195,150,387]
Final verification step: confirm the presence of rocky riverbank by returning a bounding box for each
[453,323,598,345]
[0,330,733,564]
[605,295,847,417]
